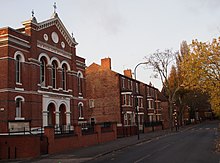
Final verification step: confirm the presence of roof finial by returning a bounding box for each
[53,2,57,13]
[71,32,74,38]
[31,9,37,23]
[32,9,35,18]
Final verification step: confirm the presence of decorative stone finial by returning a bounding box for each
[32,9,34,18]
[51,2,58,18]
[53,2,57,13]
[31,9,37,23]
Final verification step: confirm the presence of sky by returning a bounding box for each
[1,0,220,90]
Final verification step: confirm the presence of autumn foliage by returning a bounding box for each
[180,38,220,115]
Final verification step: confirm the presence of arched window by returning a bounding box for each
[16,55,21,83]
[40,58,46,86]
[78,103,84,119]
[52,61,57,89]
[15,96,24,119]
[15,98,22,118]
[62,64,67,90]
[77,71,83,95]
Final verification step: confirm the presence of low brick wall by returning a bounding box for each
[0,135,40,160]
[117,126,137,137]
[44,124,117,155]
[144,125,163,133]
[0,123,117,160]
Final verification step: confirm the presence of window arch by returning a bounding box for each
[77,71,83,95]
[78,102,84,119]
[52,61,58,89]
[15,96,25,119]
[60,61,70,71]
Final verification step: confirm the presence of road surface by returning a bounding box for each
[87,121,220,163]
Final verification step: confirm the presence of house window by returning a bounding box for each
[123,95,126,105]
[124,113,128,125]
[136,83,139,93]
[149,115,153,122]
[52,61,57,88]
[128,95,131,106]
[147,87,150,96]
[140,98,143,108]
[40,58,46,86]
[128,80,131,89]
[89,99,95,108]
[122,77,125,89]
[131,81,133,90]
[62,64,67,90]
[15,55,21,83]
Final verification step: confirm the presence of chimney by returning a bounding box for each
[101,58,111,70]
[124,69,132,78]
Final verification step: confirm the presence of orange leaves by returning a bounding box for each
[179,38,220,116]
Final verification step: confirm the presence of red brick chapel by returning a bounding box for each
[0,11,87,133]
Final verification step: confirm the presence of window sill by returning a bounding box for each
[16,82,22,86]
[15,117,25,120]
[15,87,24,91]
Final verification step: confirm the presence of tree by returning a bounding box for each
[145,49,180,129]
[180,38,220,116]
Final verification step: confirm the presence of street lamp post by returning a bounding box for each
[134,62,148,140]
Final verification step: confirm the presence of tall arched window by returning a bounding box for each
[52,61,57,89]
[15,96,25,120]
[16,55,21,83]
[77,71,83,95]
[40,58,46,86]
[15,98,22,118]
[78,103,84,119]
[62,64,67,90]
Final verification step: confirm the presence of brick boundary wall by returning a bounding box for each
[0,123,117,160]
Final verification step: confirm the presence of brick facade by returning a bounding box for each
[86,58,169,137]
[0,13,87,133]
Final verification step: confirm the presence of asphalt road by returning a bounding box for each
[87,121,220,163]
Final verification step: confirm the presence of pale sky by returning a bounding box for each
[1,0,220,90]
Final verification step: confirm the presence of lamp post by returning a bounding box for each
[134,62,148,140]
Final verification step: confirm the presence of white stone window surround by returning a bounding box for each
[14,51,25,85]
[15,95,25,120]
[42,95,71,127]
[78,102,84,119]
[38,53,71,89]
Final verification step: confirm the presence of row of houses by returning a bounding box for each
[86,58,169,136]
[0,11,169,159]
